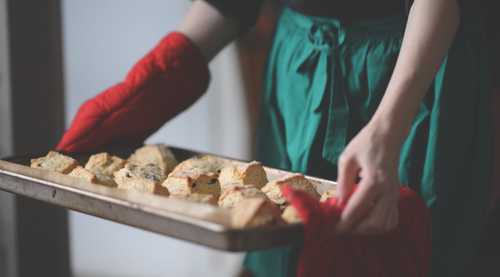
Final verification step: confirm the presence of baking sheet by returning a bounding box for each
[0,146,337,252]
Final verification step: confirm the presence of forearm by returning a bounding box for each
[178,0,242,62]
[371,0,460,143]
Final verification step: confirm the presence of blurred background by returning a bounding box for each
[0,0,279,276]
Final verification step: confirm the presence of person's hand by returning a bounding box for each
[56,32,210,153]
[334,120,404,235]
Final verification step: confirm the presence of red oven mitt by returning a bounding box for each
[57,32,210,153]
[283,185,432,277]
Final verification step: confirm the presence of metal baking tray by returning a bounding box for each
[0,146,337,252]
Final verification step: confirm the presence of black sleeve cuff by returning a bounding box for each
[203,0,265,30]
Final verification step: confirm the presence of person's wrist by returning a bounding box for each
[367,113,413,148]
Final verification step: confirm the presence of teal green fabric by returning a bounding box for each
[244,4,492,277]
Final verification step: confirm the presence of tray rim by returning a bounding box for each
[0,145,338,251]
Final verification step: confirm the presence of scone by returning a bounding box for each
[84,152,127,177]
[163,168,221,199]
[172,155,222,174]
[320,189,335,202]
[261,173,321,206]
[218,185,270,209]
[69,166,118,188]
[128,145,178,175]
[218,161,268,192]
[231,198,284,228]
[114,163,167,186]
[281,205,302,223]
[118,178,170,196]
[169,193,217,206]
[30,151,79,174]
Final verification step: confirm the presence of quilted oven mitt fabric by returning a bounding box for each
[283,185,432,277]
[57,32,210,153]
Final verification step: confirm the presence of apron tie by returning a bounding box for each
[306,22,350,165]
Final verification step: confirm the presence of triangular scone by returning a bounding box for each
[231,198,284,229]
[69,166,118,188]
[114,163,166,186]
[282,205,302,223]
[128,145,178,175]
[320,189,336,202]
[118,178,170,196]
[261,173,321,205]
[219,161,268,192]
[30,151,79,174]
[169,193,217,206]
[218,185,270,209]
[172,155,222,174]
[163,168,221,199]
[84,152,127,178]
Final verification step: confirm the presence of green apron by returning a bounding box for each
[245,4,492,277]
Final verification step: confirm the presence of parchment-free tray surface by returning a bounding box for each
[0,146,336,252]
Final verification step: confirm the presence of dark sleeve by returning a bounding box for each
[203,0,265,29]
[405,0,473,28]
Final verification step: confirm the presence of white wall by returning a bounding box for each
[61,1,250,276]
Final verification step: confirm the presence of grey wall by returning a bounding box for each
[61,1,250,276]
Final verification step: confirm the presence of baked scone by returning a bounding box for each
[114,163,167,186]
[320,189,336,202]
[218,161,268,192]
[169,193,217,206]
[84,152,127,177]
[30,151,79,174]
[128,145,178,175]
[282,205,302,223]
[69,166,118,188]
[231,198,284,228]
[163,168,221,199]
[218,185,270,209]
[261,173,321,206]
[172,155,222,174]
[118,178,170,196]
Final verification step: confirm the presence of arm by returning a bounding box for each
[178,0,242,62]
[334,0,460,235]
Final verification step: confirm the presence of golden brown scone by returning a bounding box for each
[30,151,79,174]
[172,155,222,174]
[320,189,336,202]
[231,198,284,228]
[218,161,268,192]
[118,178,170,196]
[114,163,167,186]
[169,193,217,206]
[163,168,221,199]
[261,173,321,206]
[281,205,302,223]
[218,185,270,209]
[69,166,118,188]
[84,152,127,177]
[128,145,178,175]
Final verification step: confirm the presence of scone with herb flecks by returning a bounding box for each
[172,155,222,174]
[218,185,270,209]
[231,198,284,228]
[261,173,320,206]
[118,178,170,196]
[84,152,127,177]
[128,145,178,175]
[69,166,118,188]
[30,151,79,174]
[163,168,221,199]
[320,189,336,202]
[218,161,268,192]
[169,193,217,206]
[114,163,166,186]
